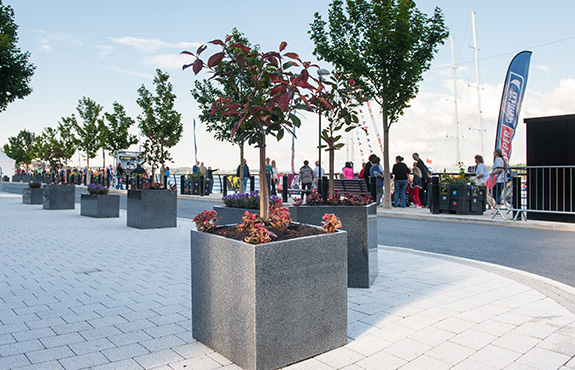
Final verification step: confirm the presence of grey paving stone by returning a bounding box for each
[58,351,110,370]
[68,337,116,356]
[0,339,44,357]
[101,343,150,362]
[0,353,31,369]
[25,345,75,364]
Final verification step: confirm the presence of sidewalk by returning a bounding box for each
[1,192,575,369]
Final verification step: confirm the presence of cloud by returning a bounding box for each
[33,30,83,52]
[110,36,201,53]
[106,67,154,79]
[533,64,551,75]
[141,54,190,69]
[96,45,114,59]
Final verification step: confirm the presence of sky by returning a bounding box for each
[2,0,575,173]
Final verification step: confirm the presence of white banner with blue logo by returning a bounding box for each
[495,51,532,161]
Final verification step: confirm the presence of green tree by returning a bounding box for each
[64,97,105,171]
[189,29,256,192]
[0,1,35,112]
[136,69,182,185]
[3,129,35,167]
[103,101,138,163]
[310,0,448,208]
[34,122,77,180]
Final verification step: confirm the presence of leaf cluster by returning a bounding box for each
[3,129,35,165]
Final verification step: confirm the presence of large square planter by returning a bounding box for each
[213,205,293,225]
[291,203,377,288]
[22,187,43,204]
[43,184,75,210]
[432,184,485,215]
[191,228,348,370]
[81,194,120,218]
[127,189,177,229]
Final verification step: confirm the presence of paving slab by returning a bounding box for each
[1,193,574,369]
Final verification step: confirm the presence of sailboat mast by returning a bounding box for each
[471,10,484,157]
[451,35,460,165]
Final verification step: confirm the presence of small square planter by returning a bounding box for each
[191,227,347,370]
[81,194,120,218]
[213,205,293,225]
[22,187,43,204]
[43,184,75,210]
[291,203,378,288]
[12,175,22,182]
[127,189,177,229]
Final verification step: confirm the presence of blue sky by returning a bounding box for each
[2,0,575,172]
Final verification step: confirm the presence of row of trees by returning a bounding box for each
[3,69,183,185]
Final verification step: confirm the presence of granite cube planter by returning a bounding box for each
[127,189,177,229]
[12,175,22,182]
[213,205,292,225]
[291,203,377,288]
[191,227,348,370]
[43,184,75,210]
[81,194,120,218]
[22,187,43,204]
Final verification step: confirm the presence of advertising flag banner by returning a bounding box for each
[495,51,532,161]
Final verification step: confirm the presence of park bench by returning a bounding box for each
[332,178,371,196]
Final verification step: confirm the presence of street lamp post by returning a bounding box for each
[317,68,330,195]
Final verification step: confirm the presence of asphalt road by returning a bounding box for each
[3,182,575,287]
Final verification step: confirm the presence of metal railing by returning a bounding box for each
[504,165,575,221]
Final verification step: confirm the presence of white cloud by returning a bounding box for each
[106,67,154,79]
[141,54,189,69]
[110,36,201,53]
[96,45,114,59]
[33,30,83,52]
[534,65,551,75]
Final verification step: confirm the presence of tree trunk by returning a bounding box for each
[382,111,392,209]
[160,144,165,186]
[258,135,269,222]
[329,148,335,199]
[239,142,245,193]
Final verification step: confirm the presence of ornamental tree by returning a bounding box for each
[183,37,325,222]
[34,122,77,180]
[312,72,366,199]
[3,129,35,167]
[310,0,448,208]
[103,102,138,162]
[63,97,105,171]
[0,2,35,111]
[136,69,182,185]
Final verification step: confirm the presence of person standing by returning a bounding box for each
[363,154,377,191]
[165,166,171,185]
[271,159,279,195]
[193,161,199,173]
[410,162,423,208]
[116,163,124,190]
[369,157,384,206]
[492,148,507,207]
[471,154,489,185]
[342,162,354,179]
[206,166,218,194]
[198,162,207,174]
[412,153,430,206]
[236,159,250,191]
[299,160,314,196]
[392,155,410,208]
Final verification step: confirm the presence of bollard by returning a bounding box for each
[322,176,328,202]
[429,177,440,214]
[250,176,255,192]
[223,175,228,197]
[282,175,288,203]
[512,176,521,219]
[370,178,376,203]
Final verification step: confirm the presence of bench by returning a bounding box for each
[332,178,371,196]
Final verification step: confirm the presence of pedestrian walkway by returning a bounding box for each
[1,192,574,370]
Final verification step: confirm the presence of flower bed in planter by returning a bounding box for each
[43,184,75,210]
[291,202,377,288]
[215,191,284,225]
[127,189,177,229]
[191,225,347,370]
[81,193,119,218]
[22,186,43,204]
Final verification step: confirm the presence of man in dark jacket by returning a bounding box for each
[363,154,377,190]
[236,159,250,191]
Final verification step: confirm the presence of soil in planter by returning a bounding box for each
[206,223,326,243]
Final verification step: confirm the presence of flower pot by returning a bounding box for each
[43,184,75,210]
[12,175,22,182]
[127,189,177,229]
[191,227,347,370]
[290,203,378,288]
[22,187,43,204]
[433,184,485,215]
[81,194,120,218]
[21,175,32,183]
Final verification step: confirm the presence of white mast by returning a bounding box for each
[451,35,460,165]
[471,10,484,157]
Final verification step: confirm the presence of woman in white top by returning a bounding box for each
[472,154,489,185]
[492,148,507,206]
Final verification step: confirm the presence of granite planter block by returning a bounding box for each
[213,205,292,225]
[290,204,378,288]
[12,175,22,182]
[22,187,43,204]
[127,189,177,229]
[81,194,120,218]
[21,175,32,183]
[43,184,75,210]
[191,227,348,370]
